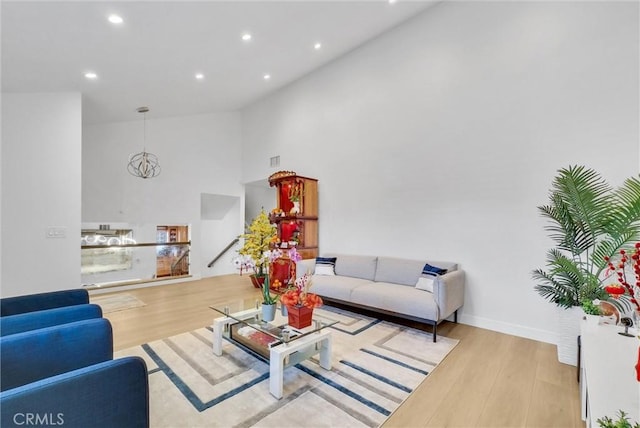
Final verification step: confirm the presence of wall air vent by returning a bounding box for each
[270,156,280,168]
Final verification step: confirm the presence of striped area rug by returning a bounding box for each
[115,306,458,428]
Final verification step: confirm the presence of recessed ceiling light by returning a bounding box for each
[84,72,98,79]
[242,33,252,42]
[314,42,322,50]
[108,14,123,24]
[195,73,204,80]
[388,0,398,4]
[263,74,271,80]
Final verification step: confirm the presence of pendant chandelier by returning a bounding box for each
[127,106,161,179]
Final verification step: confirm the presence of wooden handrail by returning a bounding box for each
[81,241,191,249]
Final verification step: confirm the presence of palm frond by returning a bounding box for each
[533,166,640,308]
[532,269,575,308]
[532,249,597,307]
[592,231,638,272]
[603,176,640,237]
[553,166,612,241]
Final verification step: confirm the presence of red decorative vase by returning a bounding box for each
[249,274,265,289]
[287,305,313,329]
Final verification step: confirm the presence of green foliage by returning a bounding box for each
[581,299,602,315]
[261,275,280,305]
[533,165,640,308]
[237,209,281,304]
[288,181,304,202]
[597,410,640,428]
[238,209,277,276]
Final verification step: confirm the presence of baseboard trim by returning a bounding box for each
[460,313,557,345]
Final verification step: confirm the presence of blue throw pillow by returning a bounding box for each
[422,263,447,277]
[415,263,448,293]
[315,257,337,276]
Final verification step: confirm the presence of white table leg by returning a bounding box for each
[212,318,226,356]
[318,336,332,370]
[269,353,285,399]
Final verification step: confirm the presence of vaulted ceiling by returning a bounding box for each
[2,1,438,124]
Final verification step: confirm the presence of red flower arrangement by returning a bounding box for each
[605,245,640,384]
[604,244,640,313]
[281,272,323,309]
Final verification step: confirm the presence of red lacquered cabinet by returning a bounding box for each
[268,171,318,287]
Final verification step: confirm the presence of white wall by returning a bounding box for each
[82,112,244,281]
[241,1,639,343]
[245,179,276,223]
[1,93,82,297]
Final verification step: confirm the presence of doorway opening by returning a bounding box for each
[156,225,190,278]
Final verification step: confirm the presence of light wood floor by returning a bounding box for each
[92,275,582,428]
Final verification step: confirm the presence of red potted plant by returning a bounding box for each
[280,272,322,329]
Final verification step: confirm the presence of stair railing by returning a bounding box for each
[171,249,190,276]
[207,238,239,268]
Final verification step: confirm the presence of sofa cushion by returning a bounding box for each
[311,275,371,302]
[374,257,424,286]
[1,318,113,391]
[314,257,337,276]
[327,254,378,281]
[350,282,439,321]
[0,304,103,337]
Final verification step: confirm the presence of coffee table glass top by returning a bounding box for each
[210,299,338,347]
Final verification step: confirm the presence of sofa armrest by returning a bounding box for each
[1,289,89,316]
[1,318,113,391]
[1,357,149,428]
[434,270,465,321]
[0,304,103,337]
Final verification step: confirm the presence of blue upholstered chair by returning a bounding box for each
[1,357,149,428]
[0,304,103,337]
[1,318,114,390]
[0,318,149,427]
[1,289,89,316]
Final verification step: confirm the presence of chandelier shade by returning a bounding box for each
[128,106,161,179]
[128,151,161,179]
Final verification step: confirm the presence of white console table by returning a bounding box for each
[580,318,639,427]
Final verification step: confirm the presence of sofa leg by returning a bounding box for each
[454,310,458,323]
[432,323,437,342]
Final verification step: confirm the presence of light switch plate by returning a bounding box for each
[46,227,67,238]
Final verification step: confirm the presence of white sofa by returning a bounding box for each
[297,254,465,341]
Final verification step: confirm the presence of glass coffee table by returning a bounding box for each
[210,301,339,399]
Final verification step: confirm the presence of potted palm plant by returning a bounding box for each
[532,165,640,365]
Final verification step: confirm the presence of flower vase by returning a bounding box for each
[556,305,583,366]
[290,201,300,215]
[250,274,265,289]
[262,303,276,322]
[287,305,313,329]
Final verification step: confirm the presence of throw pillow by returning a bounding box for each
[415,276,435,292]
[315,257,337,276]
[422,263,448,276]
[414,262,448,292]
